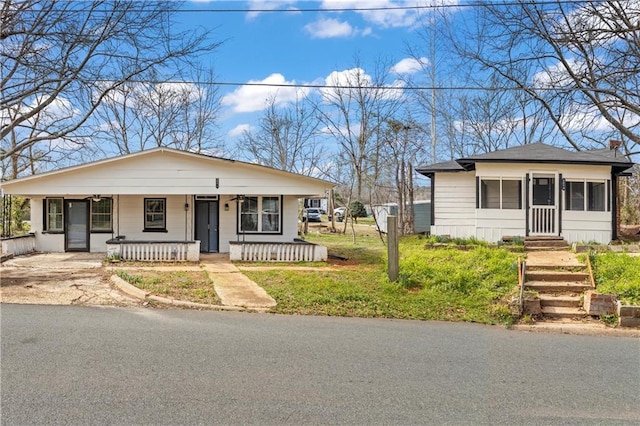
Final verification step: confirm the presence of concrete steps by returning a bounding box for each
[541,306,587,319]
[539,294,582,308]
[526,281,592,293]
[524,236,569,251]
[526,270,590,282]
[522,244,594,321]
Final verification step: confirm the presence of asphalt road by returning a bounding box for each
[1,304,639,425]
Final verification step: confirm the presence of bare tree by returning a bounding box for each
[378,118,429,235]
[93,67,220,156]
[237,95,322,175]
[1,0,220,178]
[312,56,402,200]
[455,1,640,155]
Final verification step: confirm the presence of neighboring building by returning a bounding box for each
[0,148,333,260]
[372,201,432,234]
[416,142,635,244]
[303,197,328,213]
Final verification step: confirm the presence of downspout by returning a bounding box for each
[117,195,120,237]
[185,195,188,241]
[525,173,530,236]
[429,174,435,228]
[611,173,618,241]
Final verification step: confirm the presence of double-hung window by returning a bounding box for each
[144,198,166,231]
[45,198,64,232]
[91,198,112,232]
[480,178,522,209]
[239,196,281,234]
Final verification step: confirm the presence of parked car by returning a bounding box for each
[332,207,346,222]
[302,208,322,222]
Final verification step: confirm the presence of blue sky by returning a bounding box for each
[178,1,443,142]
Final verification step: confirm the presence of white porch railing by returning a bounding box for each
[106,239,200,262]
[229,240,328,262]
[1,233,36,256]
[531,206,556,235]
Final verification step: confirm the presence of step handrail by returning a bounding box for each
[586,252,596,288]
[518,257,526,316]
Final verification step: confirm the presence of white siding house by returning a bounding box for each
[416,143,635,244]
[1,148,333,261]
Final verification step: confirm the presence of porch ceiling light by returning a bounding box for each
[92,194,102,202]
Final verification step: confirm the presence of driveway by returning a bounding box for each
[1,253,139,307]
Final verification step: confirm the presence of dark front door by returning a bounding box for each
[65,200,89,252]
[195,201,219,253]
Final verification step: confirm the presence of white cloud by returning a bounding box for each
[304,17,371,38]
[320,67,404,101]
[246,0,299,20]
[228,123,253,137]
[390,57,428,74]
[305,18,353,38]
[320,0,460,28]
[532,58,585,88]
[221,73,309,113]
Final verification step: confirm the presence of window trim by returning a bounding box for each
[236,195,283,235]
[564,179,607,212]
[143,198,167,233]
[478,177,523,210]
[43,197,64,233]
[90,198,113,233]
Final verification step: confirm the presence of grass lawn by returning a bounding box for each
[115,269,221,305]
[591,252,640,305]
[242,233,519,325]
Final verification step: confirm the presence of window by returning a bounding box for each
[588,182,605,211]
[144,198,166,231]
[565,180,606,212]
[480,178,522,210]
[565,181,584,211]
[480,180,500,209]
[262,197,280,232]
[91,198,112,232]
[45,198,63,231]
[240,196,258,232]
[502,180,522,209]
[239,196,281,233]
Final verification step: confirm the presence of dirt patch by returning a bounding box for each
[620,225,640,241]
[1,253,140,307]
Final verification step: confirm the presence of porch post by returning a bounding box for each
[525,173,530,236]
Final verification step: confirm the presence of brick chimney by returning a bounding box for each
[609,140,622,150]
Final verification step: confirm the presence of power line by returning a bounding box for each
[57,0,599,14]
[94,78,619,93]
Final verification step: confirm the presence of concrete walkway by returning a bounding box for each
[200,254,276,310]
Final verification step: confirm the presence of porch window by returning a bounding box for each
[480,178,522,209]
[144,198,166,232]
[588,182,605,211]
[91,198,112,232]
[239,196,282,234]
[564,180,606,212]
[45,198,64,232]
[565,181,584,211]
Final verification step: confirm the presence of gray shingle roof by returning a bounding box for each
[416,142,634,176]
[415,160,464,175]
